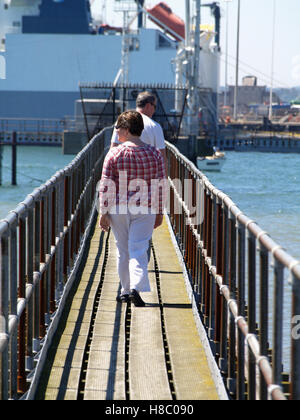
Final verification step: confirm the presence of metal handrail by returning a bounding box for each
[0,129,106,400]
[1,130,299,400]
[0,118,67,134]
[166,141,300,400]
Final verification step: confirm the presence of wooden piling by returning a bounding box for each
[11,131,17,186]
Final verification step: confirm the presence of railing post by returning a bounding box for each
[208,192,217,354]
[272,259,284,389]
[69,171,75,268]
[75,166,81,255]
[194,178,203,302]
[237,220,246,400]
[18,214,27,394]
[9,218,18,400]
[81,161,86,236]
[227,211,237,397]
[33,199,41,354]
[63,175,70,283]
[201,188,208,321]
[45,186,52,326]
[50,187,56,314]
[71,170,76,262]
[0,229,9,400]
[247,230,257,400]
[39,194,46,339]
[57,176,65,296]
[219,204,229,376]
[258,241,269,400]
[26,204,34,374]
[291,272,300,400]
[204,189,212,327]
[214,196,223,359]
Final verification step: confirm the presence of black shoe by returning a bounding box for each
[129,289,146,307]
[116,294,129,303]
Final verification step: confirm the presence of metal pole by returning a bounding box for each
[191,0,201,137]
[12,131,17,186]
[121,10,130,87]
[17,216,27,394]
[137,0,144,28]
[224,0,232,107]
[273,259,284,388]
[185,0,191,46]
[194,0,201,88]
[269,0,276,121]
[185,0,192,134]
[233,0,241,121]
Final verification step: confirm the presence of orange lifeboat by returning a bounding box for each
[147,2,185,42]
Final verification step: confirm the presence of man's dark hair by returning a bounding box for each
[136,91,157,109]
[116,110,144,137]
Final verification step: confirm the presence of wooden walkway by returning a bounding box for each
[34,216,221,401]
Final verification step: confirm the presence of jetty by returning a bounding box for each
[1,129,300,401]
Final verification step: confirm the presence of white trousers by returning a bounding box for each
[110,210,156,295]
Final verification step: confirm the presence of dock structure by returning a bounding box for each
[33,218,222,401]
[1,129,300,401]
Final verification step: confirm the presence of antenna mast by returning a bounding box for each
[114,0,137,86]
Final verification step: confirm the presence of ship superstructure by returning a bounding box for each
[0,0,220,135]
[0,0,41,50]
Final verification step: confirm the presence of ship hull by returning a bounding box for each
[0,90,79,118]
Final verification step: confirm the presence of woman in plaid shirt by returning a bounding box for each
[99,111,167,307]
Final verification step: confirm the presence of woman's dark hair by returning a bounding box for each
[116,110,144,137]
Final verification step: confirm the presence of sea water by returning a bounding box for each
[0,145,75,219]
[207,152,300,262]
[207,152,300,371]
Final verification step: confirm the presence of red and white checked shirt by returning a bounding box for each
[99,144,167,214]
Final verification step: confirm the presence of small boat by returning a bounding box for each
[196,148,226,172]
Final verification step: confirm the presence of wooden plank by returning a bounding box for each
[152,219,220,400]
[44,367,81,399]
[84,233,126,401]
[40,214,221,401]
[163,308,219,400]
[129,260,172,401]
[40,224,108,400]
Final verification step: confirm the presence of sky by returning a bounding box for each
[91,0,300,89]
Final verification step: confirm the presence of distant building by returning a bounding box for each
[242,75,257,86]
[219,75,281,116]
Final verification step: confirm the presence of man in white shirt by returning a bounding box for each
[111,91,167,172]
